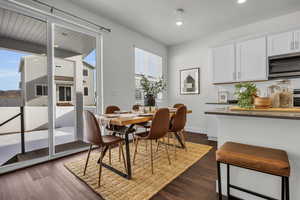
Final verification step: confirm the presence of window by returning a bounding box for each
[83,69,88,76]
[36,85,48,96]
[134,48,163,101]
[59,86,71,102]
[84,87,88,96]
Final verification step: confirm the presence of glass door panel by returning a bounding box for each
[53,24,97,154]
[0,7,48,167]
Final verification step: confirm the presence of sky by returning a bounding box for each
[0,49,29,91]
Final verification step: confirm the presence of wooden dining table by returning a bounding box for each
[95,109,192,180]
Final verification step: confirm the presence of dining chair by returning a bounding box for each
[169,105,187,157]
[173,103,184,108]
[83,110,127,187]
[132,108,171,174]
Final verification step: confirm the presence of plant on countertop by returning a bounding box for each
[140,75,167,106]
[235,82,258,108]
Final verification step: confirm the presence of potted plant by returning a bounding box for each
[235,82,258,108]
[140,75,167,106]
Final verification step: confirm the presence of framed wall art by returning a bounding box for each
[180,68,200,95]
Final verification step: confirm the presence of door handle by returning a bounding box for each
[238,72,241,79]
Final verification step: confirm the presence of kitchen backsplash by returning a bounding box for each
[215,78,300,101]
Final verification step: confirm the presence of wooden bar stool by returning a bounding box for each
[216,142,290,200]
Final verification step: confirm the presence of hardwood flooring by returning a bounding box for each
[0,133,222,200]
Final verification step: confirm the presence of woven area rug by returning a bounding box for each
[65,139,212,200]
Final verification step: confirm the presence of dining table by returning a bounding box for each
[95,108,192,180]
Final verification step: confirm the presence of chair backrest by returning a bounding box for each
[132,104,141,111]
[83,110,103,145]
[170,105,187,132]
[105,105,120,114]
[147,108,170,139]
[173,103,184,108]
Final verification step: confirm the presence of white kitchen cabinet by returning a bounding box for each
[212,44,236,83]
[236,37,267,81]
[268,31,295,56]
[294,30,300,51]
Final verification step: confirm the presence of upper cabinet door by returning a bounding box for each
[236,37,267,81]
[268,31,294,57]
[294,30,300,51]
[212,44,235,83]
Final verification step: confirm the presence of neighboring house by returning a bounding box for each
[0,90,21,107]
[19,55,95,107]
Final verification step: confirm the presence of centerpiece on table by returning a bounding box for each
[140,75,167,108]
[234,82,258,109]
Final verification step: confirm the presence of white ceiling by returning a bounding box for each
[69,0,300,46]
[0,7,95,56]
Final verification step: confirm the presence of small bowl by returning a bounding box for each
[254,97,272,109]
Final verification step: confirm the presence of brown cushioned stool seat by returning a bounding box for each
[216,142,290,200]
[216,142,290,177]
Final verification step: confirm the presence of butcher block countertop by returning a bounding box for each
[205,107,300,120]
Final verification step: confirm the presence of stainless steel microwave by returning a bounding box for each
[269,53,300,79]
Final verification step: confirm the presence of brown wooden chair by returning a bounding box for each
[173,103,184,108]
[132,108,171,174]
[168,105,187,157]
[83,110,126,187]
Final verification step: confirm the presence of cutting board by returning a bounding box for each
[230,106,300,112]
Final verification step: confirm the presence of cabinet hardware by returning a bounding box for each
[291,41,295,50]
[296,41,299,49]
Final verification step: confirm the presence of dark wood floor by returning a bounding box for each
[0,133,221,200]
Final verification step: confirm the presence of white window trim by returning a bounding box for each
[35,84,48,97]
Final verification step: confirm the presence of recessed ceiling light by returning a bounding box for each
[54,44,59,48]
[175,8,184,27]
[237,0,247,4]
[176,21,183,26]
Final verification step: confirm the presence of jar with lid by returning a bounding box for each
[277,80,293,108]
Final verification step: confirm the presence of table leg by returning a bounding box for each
[174,132,185,149]
[124,124,133,179]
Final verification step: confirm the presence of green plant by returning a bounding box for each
[140,75,167,97]
[235,82,257,108]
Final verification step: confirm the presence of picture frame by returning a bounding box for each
[180,68,200,95]
[218,91,229,103]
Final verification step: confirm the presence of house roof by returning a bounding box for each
[83,61,95,69]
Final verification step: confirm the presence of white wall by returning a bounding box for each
[168,11,300,133]
[31,0,168,111]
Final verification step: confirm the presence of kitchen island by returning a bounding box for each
[205,108,300,200]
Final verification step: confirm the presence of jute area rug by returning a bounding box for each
[65,139,212,200]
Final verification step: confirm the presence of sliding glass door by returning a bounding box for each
[52,24,98,155]
[0,2,102,173]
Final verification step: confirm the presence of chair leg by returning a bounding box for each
[217,161,222,200]
[119,142,127,171]
[180,130,187,151]
[150,140,154,174]
[165,142,171,165]
[98,147,105,187]
[156,139,160,152]
[83,144,93,175]
[132,138,139,165]
[173,132,177,159]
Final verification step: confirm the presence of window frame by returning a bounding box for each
[83,69,88,76]
[84,87,88,96]
[58,86,72,102]
[134,47,164,102]
[35,84,48,96]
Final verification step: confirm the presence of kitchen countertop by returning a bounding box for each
[205,108,300,120]
[206,102,237,105]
